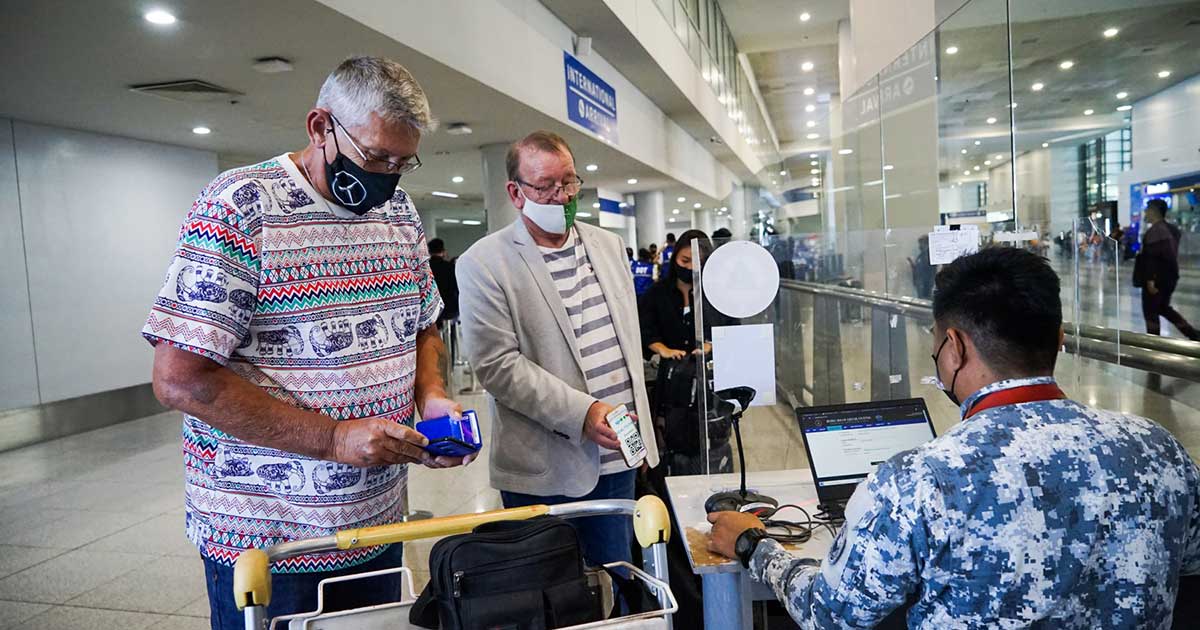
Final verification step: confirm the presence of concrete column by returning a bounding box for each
[727,185,750,241]
[634,190,665,250]
[481,142,518,234]
[692,208,714,235]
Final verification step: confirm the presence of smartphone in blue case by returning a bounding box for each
[416,410,482,458]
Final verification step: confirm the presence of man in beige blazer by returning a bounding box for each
[456,130,658,567]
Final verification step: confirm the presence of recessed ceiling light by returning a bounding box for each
[805,104,816,113]
[669,217,676,223]
[144,9,176,25]
[806,120,817,128]
[806,132,819,139]
[688,202,698,209]
[1103,27,1119,38]
[974,140,981,146]
[964,170,971,176]
[945,46,959,55]
[779,170,787,176]
[451,175,464,183]
[803,87,815,96]
[809,153,817,158]
[772,180,778,185]
[1158,70,1171,78]
[1042,142,1050,148]
[811,168,820,174]
[961,148,968,154]
[810,160,818,166]
[986,117,998,124]
[994,154,1004,160]
[1009,102,1018,109]
[1059,60,1074,70]
[462,219,483,226]
[677,196,686,202]
[1083,108,1094,115]
[443,218,461,224]
[801,61,814,72]
[432,191,459,198]
[585,163,598,172]
[799,11,811,22]
[883,165,894,171]
[592,202,600,208]
[672,208,680,215]
[1031,82,1045,91]
[191,126,211,135]
[627,178,638,184]
[811,178,820,186]
[1116,105,1131,112]
[984,160,992,166]
[838,148,853,155]
[973,165,981,171]
[720,206,728,212]
[575,212,592,218]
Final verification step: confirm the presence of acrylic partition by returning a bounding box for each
[685,0,1200,482]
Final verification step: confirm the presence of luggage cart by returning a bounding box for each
[234,496,677,630]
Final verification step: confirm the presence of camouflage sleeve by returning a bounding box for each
[1181,456,1200,575]
[748,456,933,628]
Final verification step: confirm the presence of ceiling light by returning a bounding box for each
[1083,108,1094,115]
[883,164,894,171]
[806,120,817,128]
[1158,70,1171,78]
[627,178,638,184]
[1059,60,1074,70]
[779,170,787,176]
[961,148,968,154]
[144,9,177,25]
[1116,105,1131,112]
[677,196,686,202]
[443,218,461,224]
[252,57,294,74]
[986,117,998,124]
[945,46,959,55]
[973,165,981,171]
[672,208,680,215]
[1103,27,1119,38]
[994,154,1004,160]
[772,179,778,185]
[810,168,820,174]
[838,148,853,155]
[1031,82,1044,91]
[1116,91,1128,100]
[451,175,464,183]
[801,61,814,72]
[811,178,820,186]
[799,11,811,22]
[805,104,816,113]
[669,217,676,223]
[803,87,815,96]
[1009,102,1018,108]
[974,140,981,146]
[445,123,473,136]
[431,191,459,198]
[585,164,598,172]
[1042,142,1049,148]
[462,219,483,226]
[692,202,701,208]
[806,132,819,139]
[810,160,818,166]
[592,202,600,208]
[575,213,592,218]
[964,170,971,176]
[809,153,817,158]
[191,126,211,135]
[720,206,728,212]
[984,160,992,165]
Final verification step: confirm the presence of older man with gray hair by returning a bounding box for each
[145,56,467,627]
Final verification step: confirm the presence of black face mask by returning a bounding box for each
[324,116,400,215]
[673,261,694,284]
[932,335,964,407]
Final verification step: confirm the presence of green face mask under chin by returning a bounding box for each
[563,197,578,230]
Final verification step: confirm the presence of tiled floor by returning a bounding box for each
[2,352,1198,628]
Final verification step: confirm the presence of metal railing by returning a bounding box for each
[771,280,1200,405]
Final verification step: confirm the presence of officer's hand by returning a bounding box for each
[583,402,621,451]
[330,418,433,467]
[706,511,765,559]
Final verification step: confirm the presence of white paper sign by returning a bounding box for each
[928,228,979,265]
[711,324,776,407]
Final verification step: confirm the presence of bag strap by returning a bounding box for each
[408,581,440,629]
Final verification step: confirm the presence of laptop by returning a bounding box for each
[795,398,938,509]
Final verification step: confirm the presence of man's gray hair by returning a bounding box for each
[316,56,437,132]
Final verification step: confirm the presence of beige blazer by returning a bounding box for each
[456,219,658,497]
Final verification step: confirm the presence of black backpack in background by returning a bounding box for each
[409,516,602,630]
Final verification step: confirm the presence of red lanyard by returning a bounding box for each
[965,383,1067,419]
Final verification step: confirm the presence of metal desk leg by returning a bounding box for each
[703,570,753,629]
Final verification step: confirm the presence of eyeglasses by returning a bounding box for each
[515,176,584,201]
[329,114,422,176]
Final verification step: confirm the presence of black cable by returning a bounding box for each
[755,504,843,544]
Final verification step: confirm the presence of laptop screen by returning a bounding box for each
[796,399,937,503]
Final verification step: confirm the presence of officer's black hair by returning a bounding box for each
[933,246,1062,375]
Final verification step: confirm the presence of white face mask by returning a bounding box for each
[519,191,577,235]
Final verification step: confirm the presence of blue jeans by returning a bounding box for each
[203,544,404,630]
[500,470,636,568]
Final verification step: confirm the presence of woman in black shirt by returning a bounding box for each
[639,230,735,360]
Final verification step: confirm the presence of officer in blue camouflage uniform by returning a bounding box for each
[709,246,1200,628]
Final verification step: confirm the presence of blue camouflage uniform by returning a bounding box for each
[749,376,1200,628]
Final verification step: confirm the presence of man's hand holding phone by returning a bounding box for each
[584,401,621,450]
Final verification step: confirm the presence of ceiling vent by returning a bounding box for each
[129,80,243,103]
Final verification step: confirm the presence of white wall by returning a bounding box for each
[1,120,217,408]
[848,0,934,95]
[0,120,39,409]
[1121,72,1200,222]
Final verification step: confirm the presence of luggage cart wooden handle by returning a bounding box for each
[234,496,670,618]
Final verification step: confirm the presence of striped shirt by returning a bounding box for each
[539,230,635,474]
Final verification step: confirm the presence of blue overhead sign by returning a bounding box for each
[564,52,618,144]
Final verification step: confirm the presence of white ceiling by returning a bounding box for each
[0,0,727,221]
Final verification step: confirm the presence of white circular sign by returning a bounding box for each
[701,241,780,318]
